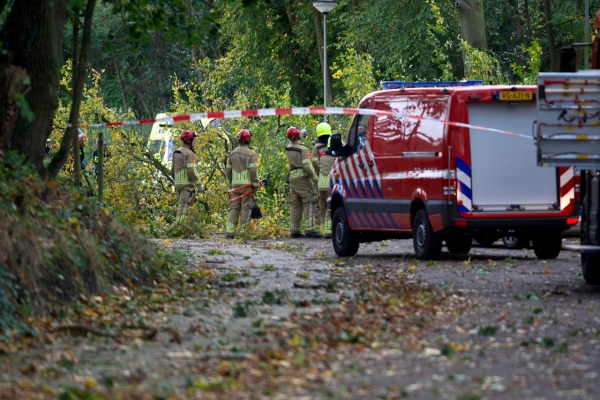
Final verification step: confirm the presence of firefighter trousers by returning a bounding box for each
[289,178,317,234]
[227,187,255,235]
[176,187,196,222]
[318,189,331,236]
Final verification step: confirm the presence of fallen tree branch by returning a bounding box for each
[54,323,158,340]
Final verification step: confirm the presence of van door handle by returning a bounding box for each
[358,162,365,168]
[368,162,374,167]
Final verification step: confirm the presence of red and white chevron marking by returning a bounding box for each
[559,167,576,210]
[68,107,532,139]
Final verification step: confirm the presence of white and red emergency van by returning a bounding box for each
[327,81,580,260]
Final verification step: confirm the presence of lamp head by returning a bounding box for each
[313,1,337,14]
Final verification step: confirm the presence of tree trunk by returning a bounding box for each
[71,19,82,186]
[312,7,333,106]
[113,57,128,114]
[0,66,28,149]
[542,0,558,71]
[47,0,97,179]
[0,0,69,173]
[350,0,365,54]
[455,0,487,50]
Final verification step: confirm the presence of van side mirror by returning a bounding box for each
[329,133,343,157]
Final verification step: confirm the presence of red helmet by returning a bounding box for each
[181,129,198,144]
[287,126,300,139]
[237,129,252,143]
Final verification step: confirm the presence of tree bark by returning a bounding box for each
[455,0,487,50]
[312,7,333,106]
[0,66,28,149]
[71,19,82,186]
[542,0,558,71]
[113,56,128,114]
[47,0,97,179]
[0,0,69,173]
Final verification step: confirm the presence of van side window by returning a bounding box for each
[346,114,371,153]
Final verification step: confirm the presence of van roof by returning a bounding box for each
[360,84,537,106]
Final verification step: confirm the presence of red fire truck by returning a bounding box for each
[328,81,579,260]
[534,8,600,284]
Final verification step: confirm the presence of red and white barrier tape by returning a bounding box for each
[67,106,532,139]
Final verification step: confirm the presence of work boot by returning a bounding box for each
[290,232,302,238]
[304,231,322,239]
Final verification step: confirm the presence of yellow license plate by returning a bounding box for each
[498,91,534,101]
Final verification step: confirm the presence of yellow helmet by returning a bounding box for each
[316,122,332,137]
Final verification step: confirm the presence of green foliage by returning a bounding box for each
[262,289,288,305]
[460,40,508,84]
[477,325,499,336]
[331,47,378,106]
[511,40,543,85]
[0,261,35,339]
[0,149,177,335]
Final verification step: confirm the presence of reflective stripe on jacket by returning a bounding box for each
[226,144,259,188]
[286,143,317,182]
[318,153,335,190]
[171,145,199,187]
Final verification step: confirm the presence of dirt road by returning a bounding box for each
[1,236,599,399]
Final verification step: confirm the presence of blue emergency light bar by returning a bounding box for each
[380,80,484,90]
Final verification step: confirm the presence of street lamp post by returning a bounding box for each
[313,1,337,122]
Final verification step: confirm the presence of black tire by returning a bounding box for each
[582,253,600,285]
[532,231,562,259]
[473,233,499,247]
[502,235,527,250]
[445,235,473,255]
[332,207,360,257]
[413,209,442,260]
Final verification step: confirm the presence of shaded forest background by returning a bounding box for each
[0,0,599,330]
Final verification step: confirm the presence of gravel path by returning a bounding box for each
[1,236,599,399]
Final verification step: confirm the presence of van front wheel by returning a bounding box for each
[413,209,442,260]
[332,207,360,257]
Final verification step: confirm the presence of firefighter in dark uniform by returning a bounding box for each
[171,129,201,223]
[226,129,260,238]
[311,122,332,236]
[286,126,321,238]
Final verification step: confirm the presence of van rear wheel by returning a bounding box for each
[413,209,442,260]
[332,207,359,257]
[582,253,600,285]
[446,235,472,255]
[532,231,562,259]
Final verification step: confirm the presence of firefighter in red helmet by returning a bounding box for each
[226,129,260,238]
[171,129,201,223]
[286,126,321,238]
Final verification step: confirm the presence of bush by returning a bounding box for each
[0,150,166,337]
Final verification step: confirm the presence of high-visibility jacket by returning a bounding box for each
[311,140,328,176]
[226,144,259,188]
[171,144,199,190]
[318,150,335,190]
[286,142,317,182]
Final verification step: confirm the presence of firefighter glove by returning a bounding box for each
[197,184,203,193]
